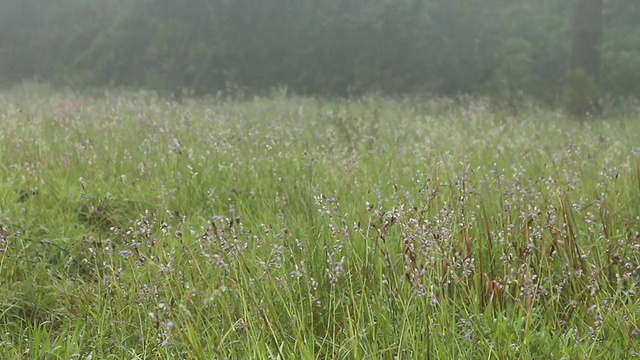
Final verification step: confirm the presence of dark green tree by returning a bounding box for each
[566,0,603,116]
[1,0,639,102]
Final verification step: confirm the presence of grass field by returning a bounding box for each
[1,86,639,359]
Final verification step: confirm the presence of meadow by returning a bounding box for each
[1,86,639,359]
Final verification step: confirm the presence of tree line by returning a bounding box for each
[1,0,638,107]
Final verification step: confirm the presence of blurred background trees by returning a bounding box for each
[1,0,638,108]
[565,0,603,116]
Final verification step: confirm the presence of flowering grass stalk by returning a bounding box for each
[0,86,639,358]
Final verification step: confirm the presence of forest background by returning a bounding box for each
[1,0,638,110]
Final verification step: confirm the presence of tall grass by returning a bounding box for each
[1,87,639,358]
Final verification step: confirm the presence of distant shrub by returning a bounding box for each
[563,68,601,117]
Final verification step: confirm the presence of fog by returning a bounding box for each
[1,1,638,108]
[2,2,640,356]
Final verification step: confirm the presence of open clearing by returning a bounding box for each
[1,88,639,358]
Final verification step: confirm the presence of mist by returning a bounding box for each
[1,1,638,108]
[3,1,640,357]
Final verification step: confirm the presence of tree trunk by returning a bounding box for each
[569,0,603,116]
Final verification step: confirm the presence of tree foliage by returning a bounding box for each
[1,0,638,100]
